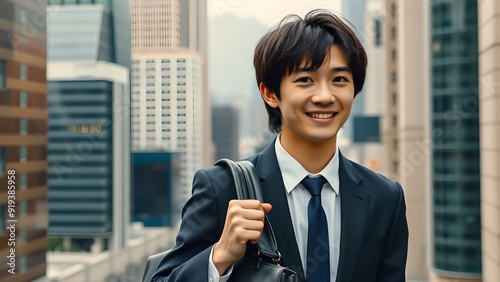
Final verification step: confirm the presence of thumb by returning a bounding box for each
[261,203,272,213]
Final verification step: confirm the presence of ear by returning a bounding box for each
[259,82,279,108]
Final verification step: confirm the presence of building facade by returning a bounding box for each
[46,1,132,252]
[0,1,48,281]
[48,0,131,68]
[132,151,181,227]
[212,105,239,161]
[131,49,204,206]
[47,61,130,253]
[131,0,211,205]
[478,1,500,280]
[383,0,401,183]
[430,0,482,279]
[131,0,180,48]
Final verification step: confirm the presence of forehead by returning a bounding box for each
[297,45,350,69]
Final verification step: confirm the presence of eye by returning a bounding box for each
[333,76,348,83]
[295,77,313,83]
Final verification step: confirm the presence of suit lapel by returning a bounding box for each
[253,141,306,281]
[335,152,370,282]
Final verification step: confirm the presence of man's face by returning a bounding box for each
[269,45,355,145]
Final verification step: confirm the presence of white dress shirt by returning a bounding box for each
[275,137,341,281]
[208,137,341,281]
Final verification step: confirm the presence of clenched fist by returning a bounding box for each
[212,199,272,275]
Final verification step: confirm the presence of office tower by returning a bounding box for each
[383,0,401,183]
[131,0,180,48]
[359,0,384,173]
[131,49,204,207]
[131,0,211,206]
[132,151,181,227]
[430,0,482,280]
[47,0,131,68]
[478,1,500,280]
[46,1,131,252]
[395,0,431,280]
[0,1,48,282]
[341,0,367,143]
[212,105,239,161]
[179,0,213,167]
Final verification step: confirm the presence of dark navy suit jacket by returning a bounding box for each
[152,140,409,282]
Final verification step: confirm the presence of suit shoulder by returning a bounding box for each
[347,159,402,194]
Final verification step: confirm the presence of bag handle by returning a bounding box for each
[215,159,282,263]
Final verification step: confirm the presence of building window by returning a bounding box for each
[393,139,398,151]
[20,9,27,24]
[19,255,27,272]
[20,91,27,107]
[392,160,398,173]
[391,71,397,83]
[392,92,397,106]
[20,146,27,162]
[20,64,27,80]
[0,60,5,89]
[20,119,27,135]
[20,173,27,189]
[19,201,27,216]
[19,228,26,244]
[374,19,382,46]
[0,148,5,177]
[392,115,398,128]
[391,49,397,62]
[391,26,397,39]
[390,2,398,17]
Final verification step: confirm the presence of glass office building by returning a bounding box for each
[46,0,131,251]
[0,1,48,282]
[47,0,131,68]
[431,0,482,276]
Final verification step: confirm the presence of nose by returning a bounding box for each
[311,82,335,105]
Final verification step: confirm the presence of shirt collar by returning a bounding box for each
[274,135,340,196]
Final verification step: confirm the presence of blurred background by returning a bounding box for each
[0,0,498,281]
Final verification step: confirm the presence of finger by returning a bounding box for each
[235,199,263,209]
[241,230,262,244]
[239,209,265,221]
[261,203,272,213]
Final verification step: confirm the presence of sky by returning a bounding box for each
[207,0,343,104]
[208,0,342,27]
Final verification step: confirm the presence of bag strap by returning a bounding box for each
[215,159,282,263]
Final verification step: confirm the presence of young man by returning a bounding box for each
[152,9,408,282]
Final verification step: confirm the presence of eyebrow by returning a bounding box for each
[294,66,352,73]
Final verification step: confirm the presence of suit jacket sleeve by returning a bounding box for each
[377,182,409,282]
[151,167,231,282]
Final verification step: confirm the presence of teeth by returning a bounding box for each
[308,113,334,119]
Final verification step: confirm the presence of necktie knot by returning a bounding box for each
[301,176,327,196]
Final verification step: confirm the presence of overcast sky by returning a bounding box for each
[207,0,342,27]
[206,0,343,104]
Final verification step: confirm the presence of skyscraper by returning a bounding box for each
[212,105,239,161]
[478,1,500,280]
[395,0,430,279]
[430,0,482,279]
[46,0,131,252]
[131,0,180,48]
[383,0,401,184]
[131,49,203,207]
[382,1,500,280]
[131,0,211,206]
[0,1,48,282]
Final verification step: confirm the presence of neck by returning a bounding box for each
[279,134,337,174]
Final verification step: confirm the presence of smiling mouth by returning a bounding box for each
[307,113,336,119]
